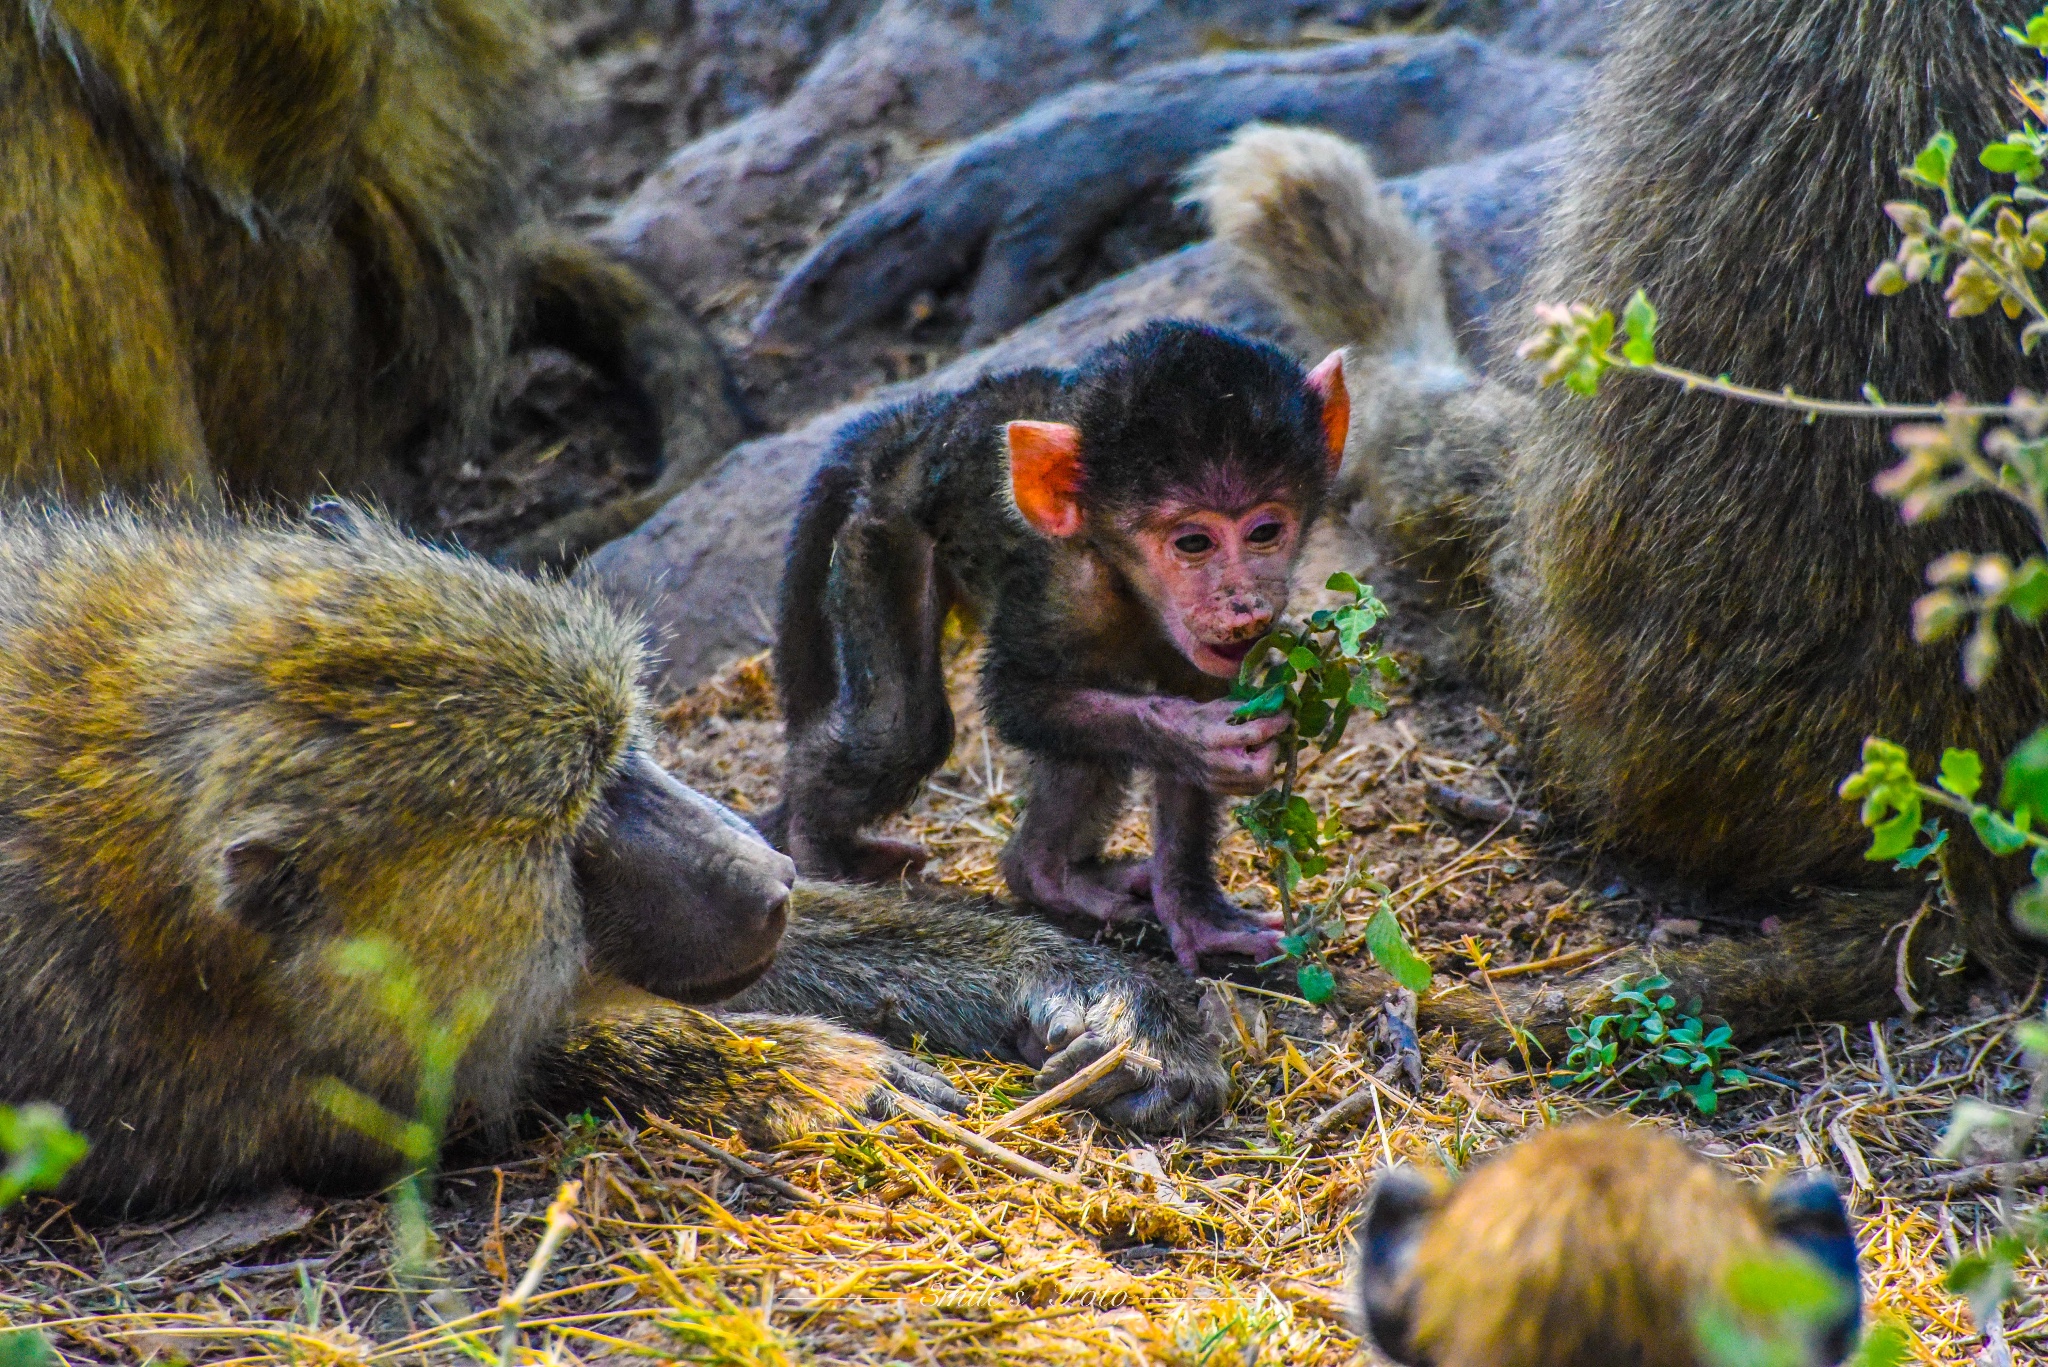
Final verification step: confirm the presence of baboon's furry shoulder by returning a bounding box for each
[0,507,645,843]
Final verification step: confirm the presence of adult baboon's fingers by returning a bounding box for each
[883,1054,969,1115]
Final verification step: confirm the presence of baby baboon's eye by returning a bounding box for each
[1174,532,1215,555]
[1245,521,1283,546]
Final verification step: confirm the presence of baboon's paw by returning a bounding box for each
[726,1017,966,1148]
[1021,976,1228,1133]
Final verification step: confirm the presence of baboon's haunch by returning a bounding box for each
[0,506,1226,1215]
[1357,1123,1862,1367]
[769,320,1349,971]
[0,0,741,566]
[1196,0,2048,1042]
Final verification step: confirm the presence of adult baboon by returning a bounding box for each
[1194,1,2048,1042]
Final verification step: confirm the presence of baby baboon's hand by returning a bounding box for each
[1015,968,1228,1133]
[1149,696,1286,795]
[712,1014,968,1149]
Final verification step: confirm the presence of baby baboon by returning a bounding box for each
[0,1,742,567]
[0,505,1224,1215]
[771,320,1348,971]
[1193,0,2048,1043]
[1355,1122,1862,1367]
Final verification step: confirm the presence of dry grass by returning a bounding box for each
[5,529,2047,1365]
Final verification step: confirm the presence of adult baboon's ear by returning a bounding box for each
[1005,420,1085,538]
[1305,350,1350,477]
[1353,1167,1442,1366]
[1767,1172,1863,1365]
[211,832,317,938]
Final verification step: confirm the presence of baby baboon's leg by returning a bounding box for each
[1403,887,1947,1057]
[781,518,953,882]
[999,756,1149,923]
[493,234,751,571]
[529,977,963,1147]
[727,881,1229,1133]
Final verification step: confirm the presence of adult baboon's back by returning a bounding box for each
[1199,2,2048,1035]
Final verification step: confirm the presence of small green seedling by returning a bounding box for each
[1554,975,1751,1115]
[1231,572,1425,1003]
[0,1104,86,1365]
[313,936,494,1289]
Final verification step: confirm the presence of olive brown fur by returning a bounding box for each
[1355,1122,1862,1367]
[1197,1,2048,1047]
[0,0,743,567]
[0,505,1226,1215]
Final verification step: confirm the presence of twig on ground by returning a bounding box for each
[640,1117,821,1206]
[980,1041,1157,1137]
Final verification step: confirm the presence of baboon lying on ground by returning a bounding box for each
[0,0,742,568]
[1192,0,2048,1045]
[0,505,1225,1216]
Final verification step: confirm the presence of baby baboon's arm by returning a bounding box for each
[530,977,964,1148]
[725,882,1229,1133]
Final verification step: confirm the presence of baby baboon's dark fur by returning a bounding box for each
[0,1,742,566]
[1200,2,2048,1045]
[0,507,1224,1215]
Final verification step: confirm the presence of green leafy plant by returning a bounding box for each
[0,1105,86,1367]
[313,936,494,1288]
[1230,572,1423,1004]
[1552,975,1751,1115]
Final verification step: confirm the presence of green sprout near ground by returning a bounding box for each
[1230,571,1428,1004]
[1553,976,1751,1116]
[0,1104,87,1366]
[312,936,494,1292]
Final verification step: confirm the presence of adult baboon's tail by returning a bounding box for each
[1184,123,1457,366]
[1187,123,1511,589]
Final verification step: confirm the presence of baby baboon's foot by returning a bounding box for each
[1002,847,1154,924]
[711,1014,965,1148]
[1015,966,1229,1132]
[1151,884,1283,974]
[842,836,930,883]
[788,821,929,883]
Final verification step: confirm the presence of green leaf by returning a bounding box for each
[1971,807,2032,856]
[2000,725,2048,817]
[2008,558,2048,622]
[1983,139,2047,183]
[1896,823,1948,871]
[1277,932,1311,958]
[2012,880,2048,938]
[1621,290,1659,366]
[1908,131,1958,189]
[1296,698,1331,740]
[1845,1321,1911,1367]
[0,1104,89,1209]
[1231,685,1289,722]
[1868,806,1924,862]
[1364,906,1433,993]
[1287,646,1320,673]
[0,1331,54,1367]
[1297,962,1337,1004]
[1325,571,1362,597]
[1948,1249,2018,1326]
[1938,748,1984,801]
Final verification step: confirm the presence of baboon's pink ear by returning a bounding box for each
[1306,350,1350,477]
[1006,421,1085,538]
